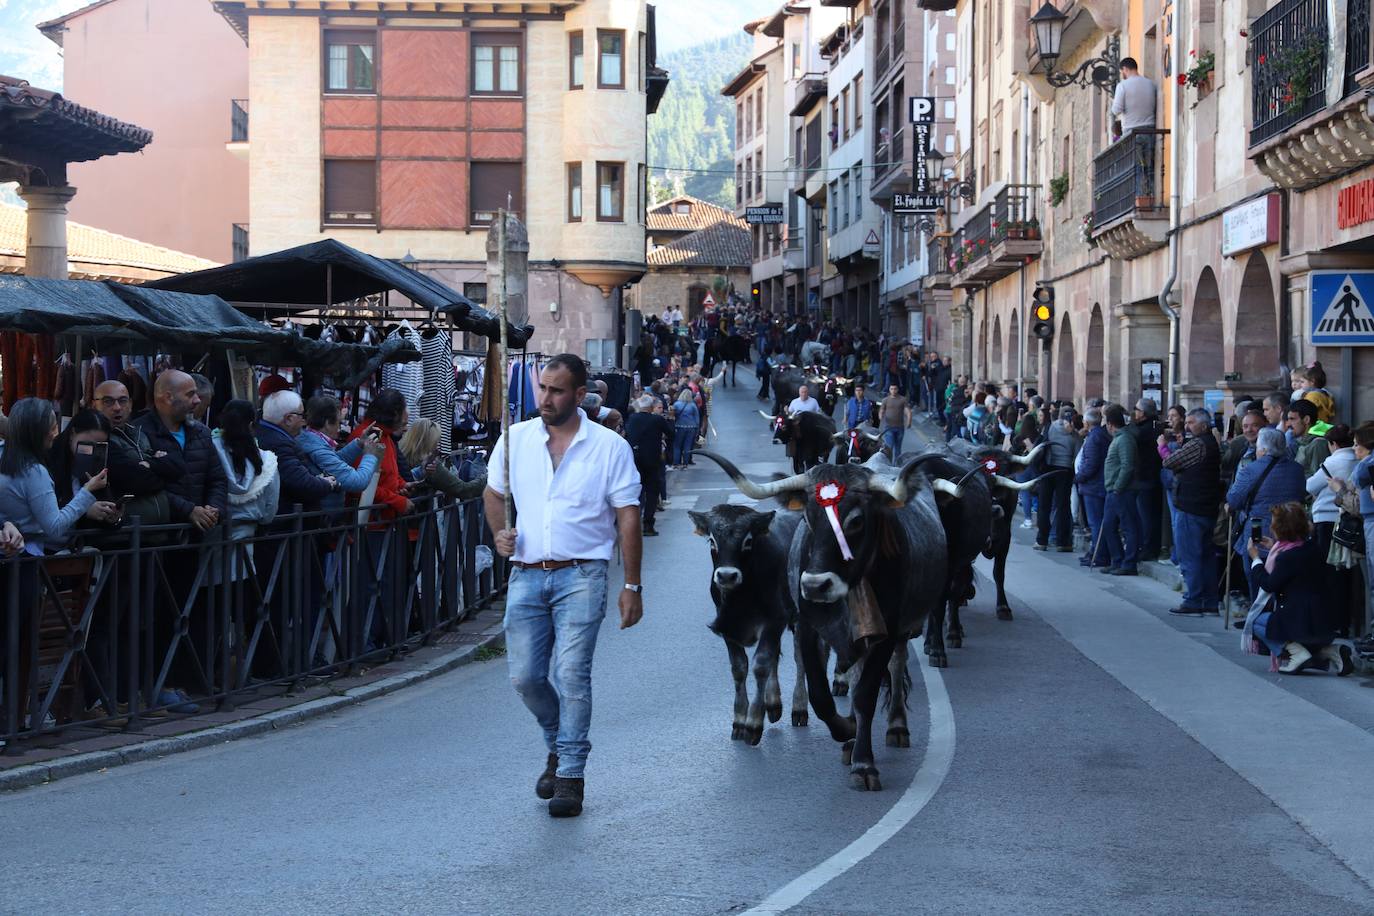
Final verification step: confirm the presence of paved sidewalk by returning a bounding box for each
[0,603,506,792]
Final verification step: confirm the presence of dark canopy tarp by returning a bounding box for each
[144,238,534,347]
[0,275,419,388]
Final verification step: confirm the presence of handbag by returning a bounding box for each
[1225,457,1279,549]
[1332,511,1365,555]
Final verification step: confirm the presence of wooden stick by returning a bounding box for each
[497,210,513,530]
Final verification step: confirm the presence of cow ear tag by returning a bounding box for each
[815,481,854,561]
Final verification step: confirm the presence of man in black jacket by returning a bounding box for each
[95,379,179,526]
[136,370,228,529]
[257,390,337,515]
[624,396,672,536]
[1163,409,1223,615]
[1131,398,1164,563]
[134,369,229,710]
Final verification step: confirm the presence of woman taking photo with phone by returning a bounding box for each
[47,409,123,532]
[0,399,115,554]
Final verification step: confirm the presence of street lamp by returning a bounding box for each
[400,249,419,271]
[1030,0,1120,94]
[900,142,974,234]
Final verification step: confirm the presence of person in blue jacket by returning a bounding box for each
[1226,426,1306,597]
[1075,407,1110,567]
[298,396,385,513]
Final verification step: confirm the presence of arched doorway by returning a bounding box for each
[1056,313,1076,402]
[1187,267,1224,386]
[992,316,1003,381]
[1086,304,1105,399]
[1008,309,1022,381]
[1234,253,1279,384]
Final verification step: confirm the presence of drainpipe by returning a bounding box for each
[1157,0,1183,409]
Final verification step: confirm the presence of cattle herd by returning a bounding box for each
[691,360,1057,792]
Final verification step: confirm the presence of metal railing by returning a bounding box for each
[232,223,249,263]
[1249,0,1327,145]
[990,184,1039,241]
[876,43,891,78]
[1092,129,1168,226]
[230,99,249,143]
[1347,0,1372,97]
[1,494,506,753]
[927,234,949,274]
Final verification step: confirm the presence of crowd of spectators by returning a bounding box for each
[938,360,1372,675]
[0,366,489,728]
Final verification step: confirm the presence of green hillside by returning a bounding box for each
[649,32,753,209]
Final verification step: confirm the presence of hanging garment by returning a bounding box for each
[381,321,425,419]
[419,328,456,454]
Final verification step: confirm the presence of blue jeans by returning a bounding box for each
[1019,468,1039,522]
[1135,485,1162,562]
[1252,611,1284,657]
[1172,509,1218,610]
[1082,491,1105,561]
[1164,492,1181,565]
[882,426,904,458]
[672,426,696,465]
[1095,491,1140,572]
[504,560,609,779]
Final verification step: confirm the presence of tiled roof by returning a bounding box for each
[0,75,152,160]
[647,196,737,233]
[0,202,218,280]
[36,0,121,47]
[647,219,751,269]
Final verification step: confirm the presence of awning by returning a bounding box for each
[144,238,534,347]
[0,275,419,387]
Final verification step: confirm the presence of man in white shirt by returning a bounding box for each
[485,353,643,818]
[788,384,822,415]
[1111,57,1157,133]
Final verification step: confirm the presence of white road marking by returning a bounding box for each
[743,637,956,914]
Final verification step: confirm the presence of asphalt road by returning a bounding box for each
[2,377,1373,915]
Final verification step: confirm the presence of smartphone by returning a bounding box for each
[1250,518,1263,543]
[73,441,109,484]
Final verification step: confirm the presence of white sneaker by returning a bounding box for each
[1278,642,1312,674]
[1020,518,1035,529]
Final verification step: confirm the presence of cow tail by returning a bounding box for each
[879,665,913,712]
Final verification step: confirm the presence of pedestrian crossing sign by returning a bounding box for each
[1311,271,1374,345]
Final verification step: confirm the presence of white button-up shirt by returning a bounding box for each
[487,409,641,563]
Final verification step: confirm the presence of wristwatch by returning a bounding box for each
[623,583,643,594]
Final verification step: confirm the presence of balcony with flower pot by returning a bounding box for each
[923,233,952,290]
[1090,129,1169,259]
[1247,0,1374,189]
[951,184,1043,287]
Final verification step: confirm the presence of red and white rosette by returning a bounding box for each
[815,480,854,561]
[981,457,1000,477]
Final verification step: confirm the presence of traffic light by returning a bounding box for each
[1031,285,1055,340]
[751,284,762,307]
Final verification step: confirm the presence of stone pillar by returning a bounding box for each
[1115,301,1171,408]
[17,185,77,280]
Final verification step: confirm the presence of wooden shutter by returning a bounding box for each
[323,160,376,223]
[471,162,523,225]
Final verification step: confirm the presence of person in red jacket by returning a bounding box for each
[346,388,413,525]
[345,388,414,653]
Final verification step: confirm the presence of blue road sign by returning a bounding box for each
[1311,270,1374,345]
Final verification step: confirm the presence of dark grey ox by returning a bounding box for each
[762,409,836,474]
[689,506,808,744]
[945,440,1049,622]
[833,426,884,464]
[697,450,961,791]
[770,368,842,418]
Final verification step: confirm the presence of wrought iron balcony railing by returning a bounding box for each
[1092,129,1168,227]
[230,98,249,143]
[1249,0,1369,147]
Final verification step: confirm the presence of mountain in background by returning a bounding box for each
[649,31,753,209]
[653,0,775,54]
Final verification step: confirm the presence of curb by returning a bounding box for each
[0,626,506,793]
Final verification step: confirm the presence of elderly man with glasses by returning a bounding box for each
[256,390,338,516]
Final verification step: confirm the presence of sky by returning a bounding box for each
[0,0,780,85]
[0,0,83,90]
[654,0,776,55]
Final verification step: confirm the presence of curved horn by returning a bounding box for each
[885,452,952,504]
[1009,443,1047,467]
[990,474,1038,491]
[758,410,776,421]
[695,451,810,500]
[861,430,883,441]
[932,479,964,500]
[832,431,849,442]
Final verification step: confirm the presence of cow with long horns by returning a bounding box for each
[695,450,959,791]
[688,506,809,744]
[833,426,885,464]
[945,440,1051,621]
[762,409,837,474]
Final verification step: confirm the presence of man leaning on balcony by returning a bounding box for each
[1111,58,1158,198]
